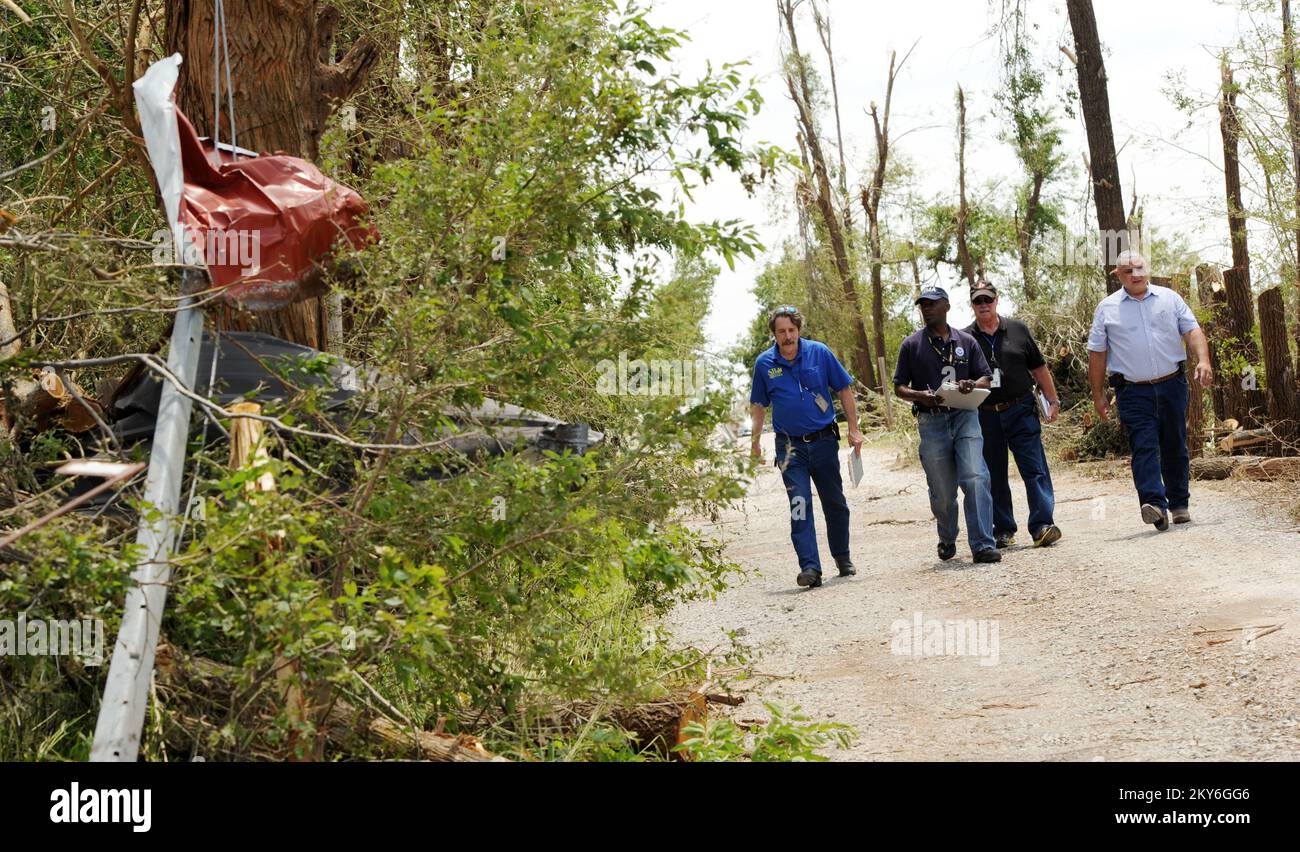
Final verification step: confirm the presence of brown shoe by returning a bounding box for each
[1171,507,1191,524]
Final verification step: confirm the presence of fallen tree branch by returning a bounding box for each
[154,643,506,762]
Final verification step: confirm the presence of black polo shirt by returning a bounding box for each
[964,316,1045,408]
[893,326,991,413]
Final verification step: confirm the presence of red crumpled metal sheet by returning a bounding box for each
[174,107,376,310]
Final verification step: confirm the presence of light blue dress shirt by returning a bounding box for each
[1086,284,1200,382]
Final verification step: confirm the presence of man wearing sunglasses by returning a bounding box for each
[893,287,1000,564]
[750,306,864,589]
[1087,250,1212,530]
[966,280,1063,550]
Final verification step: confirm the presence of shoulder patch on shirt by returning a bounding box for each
[767,366,784,379]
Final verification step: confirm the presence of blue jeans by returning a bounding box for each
[978,395,1056,538]
[775,431,851,574]
[1116,373,1190,511]
[918,409,995,555]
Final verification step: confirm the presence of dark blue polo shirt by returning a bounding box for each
[893,326,991,398]
[750,339,854,435]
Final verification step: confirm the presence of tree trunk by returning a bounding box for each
[954,86,977,289]
[1167,274,1205,457]
[1195,263,1227,421]
[1259,287,1299,442]
[1017,171,1045,301]
[862,47,906,394]
[813,2,852,236]
[778,0,876,392]
[1217,61,1264,427]
[165,0,377,350]
[1282,0,1300,382]
[1066,0,1127,294]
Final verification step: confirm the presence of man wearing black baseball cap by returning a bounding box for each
[892,287,1000,563]
[966,280,1063,549]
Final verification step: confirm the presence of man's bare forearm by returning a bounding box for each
[750,403,765,437]
[837,386,859,431]
[1185,327,1210,365]
[1088,350,1108,399]
[1030,365,1059,401]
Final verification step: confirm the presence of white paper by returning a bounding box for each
[935,382,990,410]
[848,447,864,487]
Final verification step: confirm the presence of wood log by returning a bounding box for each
[1230,457,1300,480]
[1190,456,1245,480]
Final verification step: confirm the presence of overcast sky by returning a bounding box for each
[644,0,1251,351]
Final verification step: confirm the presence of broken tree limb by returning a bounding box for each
[1218,427,1273,452]
[153,643,506,761]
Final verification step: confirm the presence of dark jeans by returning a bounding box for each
[1116,373,1190,512]
[978,395,1055,538]
[917,409,995,555]
[775,432,850,574]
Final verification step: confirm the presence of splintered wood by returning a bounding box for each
[228,401,276,493]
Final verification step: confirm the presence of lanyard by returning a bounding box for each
[927,334,954,368]
[777,345,809,399]
[976,328,1000,370]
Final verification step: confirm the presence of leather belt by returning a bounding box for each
[983,392,1032,413]
[1127,369,1182,386]
[781,424,838,443]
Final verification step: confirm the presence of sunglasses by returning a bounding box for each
[972,296,995,305]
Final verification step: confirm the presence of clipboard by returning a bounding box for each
[1037,389,1054,422]
[935,382,990,410]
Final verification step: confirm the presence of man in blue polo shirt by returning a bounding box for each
[750,306,863,589]
[893,287,1000,563]
[1087,250,1212,530]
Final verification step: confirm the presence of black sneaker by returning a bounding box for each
[796,569,822,588]
[1140,503,1170,531]
[835,558,857,577]
[937,542,956,561]
[1032,525,1062,547]
[973,549,1002,563]
[994,533,1015,549]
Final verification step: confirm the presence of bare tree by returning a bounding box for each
[861,45,913,389]
[778,0,877,391]
[812,1,851,235]
[954,85,977,289]
[1065,0,1127,293]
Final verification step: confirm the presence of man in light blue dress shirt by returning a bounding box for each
[1087,251,1213,530]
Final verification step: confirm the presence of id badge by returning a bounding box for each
[814,393,830,413]
[991,368,1002,389]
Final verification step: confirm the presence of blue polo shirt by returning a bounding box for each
[750,339,854,435]
[893,326,992,395]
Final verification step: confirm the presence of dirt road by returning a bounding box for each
[667,434,1300,760]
